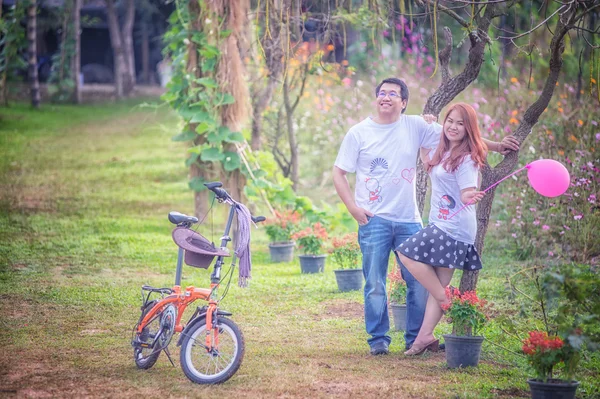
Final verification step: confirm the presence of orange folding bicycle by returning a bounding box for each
[131,182,265,384]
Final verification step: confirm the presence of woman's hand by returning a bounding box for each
[498,135,520,155]
[461,189,485,205]
[421,114,438,124]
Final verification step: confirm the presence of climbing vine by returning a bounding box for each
[162,1,246,193]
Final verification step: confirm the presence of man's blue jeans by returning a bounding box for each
[358,216,428,349]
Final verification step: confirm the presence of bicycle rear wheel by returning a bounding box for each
[180,316,244,384]
[133,301,163,369]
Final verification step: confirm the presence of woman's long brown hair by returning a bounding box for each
[429,103,488,172]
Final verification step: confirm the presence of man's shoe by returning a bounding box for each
[439,343,445,351]
[369,341,389,355]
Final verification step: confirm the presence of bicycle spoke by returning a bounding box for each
[189,335,209,351]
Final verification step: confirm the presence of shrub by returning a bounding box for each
[442,287,488,336]
[388,266,407,304]
[264,209,301,243]
[330,233,361,269]
[291,222,328,255]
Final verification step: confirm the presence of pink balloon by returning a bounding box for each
[526,159,570,197]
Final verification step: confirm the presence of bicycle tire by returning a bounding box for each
[180,316,244,384]
[133,300,162,369]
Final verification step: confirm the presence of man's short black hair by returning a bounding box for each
[375,78,409,113]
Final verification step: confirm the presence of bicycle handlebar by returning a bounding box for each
[204,182,231,201]
[204,181,265,224]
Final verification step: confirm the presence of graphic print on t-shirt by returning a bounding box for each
[437,194,456,220]
[365,177,382,204]
[365,158,389,204]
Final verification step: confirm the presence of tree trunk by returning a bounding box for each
[0,0,6,106]
[122,0,135,94]
[292,0,301,41]
[27,0,40,108]
[187,0,210,218]
[105,0,126,98]
[283,73,299,190]
[141,22,150,84]
[417,5,498,215]
[460,8,572,293]
[72,0,82,103]
[251,0,286,150]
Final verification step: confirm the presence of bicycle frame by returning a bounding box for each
[135,199,238,350]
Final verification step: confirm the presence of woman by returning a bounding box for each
[396,102,487,355]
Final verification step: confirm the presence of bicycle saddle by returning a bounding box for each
[168,211,199,225]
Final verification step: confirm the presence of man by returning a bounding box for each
[333,77,518,355]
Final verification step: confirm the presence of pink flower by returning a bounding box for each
[542,225,550,230]
[574,215,583,220]
[512,233,518,238]
[533,220,540,226]
[342,77,352,87]
[548,251,554,257]
[596,133,600,141]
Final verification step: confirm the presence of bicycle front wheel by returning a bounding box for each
[180,316,244,384]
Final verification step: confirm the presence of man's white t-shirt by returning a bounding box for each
[428,154,479,244]
[334,115,441,223]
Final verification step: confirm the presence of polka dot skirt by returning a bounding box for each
[396,224,482,271]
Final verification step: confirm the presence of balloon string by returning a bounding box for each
[447,165,530,221]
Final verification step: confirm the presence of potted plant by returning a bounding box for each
[388,265,407,331]
[330,233,363,292]
[265,210,301,262]
[441,287,488,368]
[507,263,595,399]
[522,331,580,399]
[291,222,328,273]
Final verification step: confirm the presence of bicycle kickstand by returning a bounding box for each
[163,346,176,367]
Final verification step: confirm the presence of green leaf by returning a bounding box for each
[189,111,212,124]
[190,32,206,45]
[188,144,209,154]
[201,58,217,73]
[196,77,218,88]
[194,122,213,135]
[206,130,224,145]
[199,44,219,59]
[253,169,267,179]
[219,29,232,38]
[200,147,225,162]
[222,152,241,171]
[225,131,245,143]
[219,93,235,105]
[189,177,208,192]
[172,130,196,142]
[178,105,203,121]
[185,153,200,167]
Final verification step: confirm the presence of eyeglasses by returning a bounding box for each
[377,91,401,99]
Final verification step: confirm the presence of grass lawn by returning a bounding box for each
[0,100,598,398]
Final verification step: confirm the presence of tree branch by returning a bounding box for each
[439,27,453,85]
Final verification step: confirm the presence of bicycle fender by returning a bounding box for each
[176,309,233,347]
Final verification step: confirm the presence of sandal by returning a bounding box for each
[403,339,440,356]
